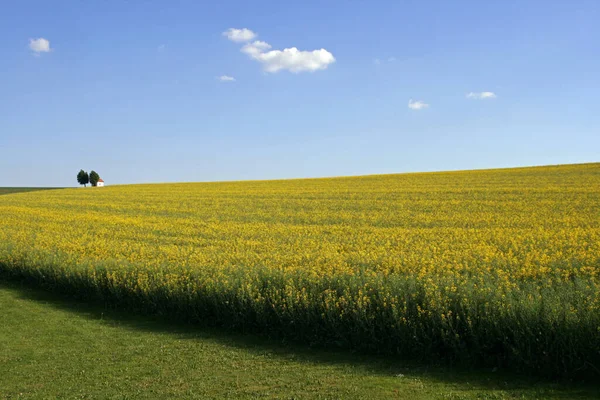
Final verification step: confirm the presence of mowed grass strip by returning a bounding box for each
[1,281,597,400]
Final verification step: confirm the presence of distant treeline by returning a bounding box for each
[0,188,63,196]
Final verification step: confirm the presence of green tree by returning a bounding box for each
[89,170,100,187]
[77,170,89,187]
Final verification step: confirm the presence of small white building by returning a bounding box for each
[97,178,105,187]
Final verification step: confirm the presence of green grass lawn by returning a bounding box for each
[1,281,597,399]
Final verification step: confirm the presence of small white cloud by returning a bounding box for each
[223,28,257,43]
[218,75,236,82]
[240,40,334,73]
[226,30,335,74]
[241,40,272,57]
[157,44,166,52]
[374,57,396,66]
[29,38,51,54]
[466,91,497,99]
[408,99,429,110]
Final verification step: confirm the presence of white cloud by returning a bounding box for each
[223,28,257,43]
[157,44,166,52]
[241,40,272,57]
[29,38,51,54]
[374,57,395,65]
[218,75,236,82]
[408,99,429,110]
[239,39,335,73]
[225,29,335,74]
[466,91,497,99]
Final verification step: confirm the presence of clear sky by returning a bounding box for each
[1,0,598,187]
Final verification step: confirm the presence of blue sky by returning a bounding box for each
[1,0,598,186]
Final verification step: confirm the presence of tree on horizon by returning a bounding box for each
[77,170,89,187]
[89,170,100,187]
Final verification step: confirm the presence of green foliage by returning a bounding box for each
[4,281,596,399]
[76,170,89,187]
[89,170,100,187]
[2,255,599,380]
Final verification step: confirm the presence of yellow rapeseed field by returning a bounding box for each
[1,163,599,376]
